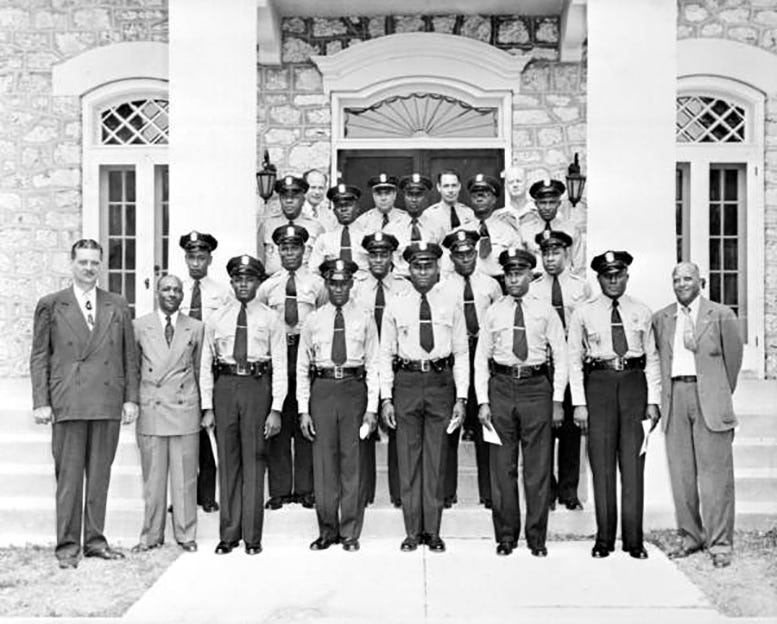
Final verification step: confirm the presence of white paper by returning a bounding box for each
[446,420,460,435]
[639,419,652,456]
[359,423,371,440]
[207,428,219,468]
[482,424,502,446]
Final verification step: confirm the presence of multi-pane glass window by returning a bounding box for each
[675,164,690,263]
[676,95,745,143]
[100,99,169,145]
[102,167,137,316]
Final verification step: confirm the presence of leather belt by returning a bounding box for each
[311,365,365,380]
[490,360,548,379]
[672,375,697,383]
[394,355,453,373]
[215,360,271,377]
[286,333,300,346]
[586,355,646,372]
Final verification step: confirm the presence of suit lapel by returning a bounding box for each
[664,305,677,358]
[83,289,114,358]
[57,288,90,346]
[695,297,714,341]
[162,314,192,372]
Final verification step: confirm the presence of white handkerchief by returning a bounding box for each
[446,420,460,435]
[639,419,652,456]
[359,423,371,440]
[482,424,502,446]
[207,428,219,468]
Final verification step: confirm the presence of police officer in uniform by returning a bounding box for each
[199,255,286,555]
[426,169,475,231]
[441,229,502,509]
[356,174,408,233]
[531,230,592,511]
[309,183,369,273]
[258,225,327,509]
[380,241,469,552]
[179,230,233,513]
[352,231,411,508]
[298,259,380,552]
[475,248,567,557]
[568,250,661,559]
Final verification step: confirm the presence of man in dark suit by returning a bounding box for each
[652,262,743,568]
[30,238,139,569]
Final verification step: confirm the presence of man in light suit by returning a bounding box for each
[30,239,139,569]
[131,275,204,553]
[652,262,743,568]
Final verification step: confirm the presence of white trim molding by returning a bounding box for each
[560,0,587,62]
[52,42,168,97]
[257,0,281,65]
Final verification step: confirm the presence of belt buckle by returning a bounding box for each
[235,362,249,376]
[613,357,625,372]
[511,365,522,379]
[420,359,430,373]
[333,366,344,380]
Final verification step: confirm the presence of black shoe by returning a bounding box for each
[668,544,704,559]
[391,498,401,508]
[201,501,219,513]
[309,536,339,551]
[342,538,360,552]
[628,547,648,560]
[265,497,283,510]
[531,546,548,558]
[483,499,493,509]
[167,504,173,513]
[84,547,125,560]
[178,541,197,552]
[130,542,163,554]
[214,540,239,554]
[549,498,557,511]
[496,541,513,556]
[563,498,584,511]
[427,535,446,552]
[400,537,418,552]
[591,545,610,559]
[443,496,455,509]
[57,557,78,569]
[299,494,315,509]
[711,553,731,568]
[282,494,297,505]
[245,543,262,555]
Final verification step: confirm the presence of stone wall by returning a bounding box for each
[0,0,168,376]
[678,0,777,377]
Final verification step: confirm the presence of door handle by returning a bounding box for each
[144,278,150,289]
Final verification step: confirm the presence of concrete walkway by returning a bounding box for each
[123,538,722,624]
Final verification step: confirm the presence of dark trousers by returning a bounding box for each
[197,427,217,506]
[360,428,378,505]
[51,418,121,559]
[394,369,455,539]
[311,377,367,541]
[387,427,400,504]
[213,374,271,546]
[585,368,647,551]
[267,342,313,498]
[489,373,552,550]
[550,386,581,504]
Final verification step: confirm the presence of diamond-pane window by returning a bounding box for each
[676,95,745,143]
[344,93,498,139]
[100,99,169,145]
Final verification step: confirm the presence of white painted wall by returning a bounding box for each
[168,0,258,279]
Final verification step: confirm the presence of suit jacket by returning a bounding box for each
[134,312,204,436]
[30,286,139,421]
[652,297,743,432]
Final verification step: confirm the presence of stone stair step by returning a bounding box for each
[733,468,777,500]
[733,438,777,469]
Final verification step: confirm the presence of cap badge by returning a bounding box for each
[419,241,428,251]
[543,177,550,187]
[285,175,293,185]
[457,230,466,241]
[379,174,387,183]
[476,173,484,182]
[605,251,615,263]
[335,259,344,270]
[412,173,420,183]
[190,232,198,242]
[374,231,383,241]
[286,226,295,237]
[241,255,250,266]
[338,183,346,193]
[542,230,550,240]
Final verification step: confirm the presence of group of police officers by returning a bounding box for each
[172,167,658,560]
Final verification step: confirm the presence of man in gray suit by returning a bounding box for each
[30,239,139,569]
[652,262,743,568]
[131,275,204,553]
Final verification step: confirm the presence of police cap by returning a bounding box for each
[498,247,537,271]
[399,173,433,192]
[361,230,399,252]
[402,240,443,263]
[179,230,218,252]
[274,175,309,194]
[326,183,362,202]
[590,250,634,274]
[367,173,399,190]
[442,228,480,253]
[529,178,566,200]
[535,229,574,250]
[227,254,265,278]
[319,258,358,282]
[466,173,501,195]
[271,223,310,246]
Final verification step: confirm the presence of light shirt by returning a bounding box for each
[351,271,413,330]
[567,293,661,406]
[520,211,584,273]
[442,270,503,334]
[425,200,475,232]
[256,214,325,275]
[256,267,327,334]
[157,309,179,329]
[383,211,448,277]
[379,280,469,399]
[180,275,233,323]
[73,284,96,329]
[530,269,592,336]
[302,199,339,232]
[308,221,370,274]
[474,293,568,403]
[296,300,380,413]
[356,207,410,234]
[454,214,524,277]
[671,296,700,377]
[199,298,287,412]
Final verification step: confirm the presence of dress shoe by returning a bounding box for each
[309,536,339,551]
[245,543,262,555]
[443,496,454,509]
[214,540,239,555]
[265,497,283,510]
[178,541,197,552]
[549,499,557,511]
[299,494,315,509]
[85,547,125,560]
[483,499,492,510]
[167,504,173,513]
[201,501,219,513]
[58,557,78,569]
[282,494,297,505]
[591,545,610,559]
[130,542,162,554]
[712,553,731,568]
[400,537,418,552]
[342,538,360,552]
[391,498,401,508]
[628,547,649,560]
[496,541,514,556]
[668,543,704,560]
[531,546,548,558]
[563,498,584,511]
[427,535,446,552]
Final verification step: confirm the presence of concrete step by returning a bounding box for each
[733,438,777,469]
[733,468,777,500]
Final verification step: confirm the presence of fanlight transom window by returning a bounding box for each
[676,95,746,143]
[344,93,498,139]
[100,98,169,145]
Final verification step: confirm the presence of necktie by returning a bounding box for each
[512,299,528,360]
[478,220,491,259]
[450,205,460,229]
[332,306,347,365]
[233,303,248,366]
[682,306,698,352]
[189,279,202,321]
[551,275,565,329]
[543,220,552,232]
[382,212,389,229]
[463,276,479,337]
[375,279,386,338]
[164,315,174,347]
[340,226,352,261]
[84,299,95,331]
[611,299,629,356]
[410,217,421,242]
[284,272,298,327]
[419,293,434,352]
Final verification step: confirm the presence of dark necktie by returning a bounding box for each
[340,225,352,261]
[382,212,389,229]
[419,293,434,352]
[189,279,202,320]
[551,275,565,329]
[375,279,386,338]
[164,315,174,347]
[285,272,298,327]
[332,306,347,365]
[450,205,460,229]
[84,299,95,331]
[410,217,421,242]
[543,220,552,232]
[478,220,491,259]
[233,303,248,366]
[463,275,479,337]
[512,299,528,360]
[611,299,628,356]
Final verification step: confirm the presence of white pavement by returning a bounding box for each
[123,538,722,624]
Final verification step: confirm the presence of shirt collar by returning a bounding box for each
[678,295,700,317]
[158,309,179,326]
[73,283,96,302]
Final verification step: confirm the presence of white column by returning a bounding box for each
[587,0,677,509]
[168,0,257,278]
